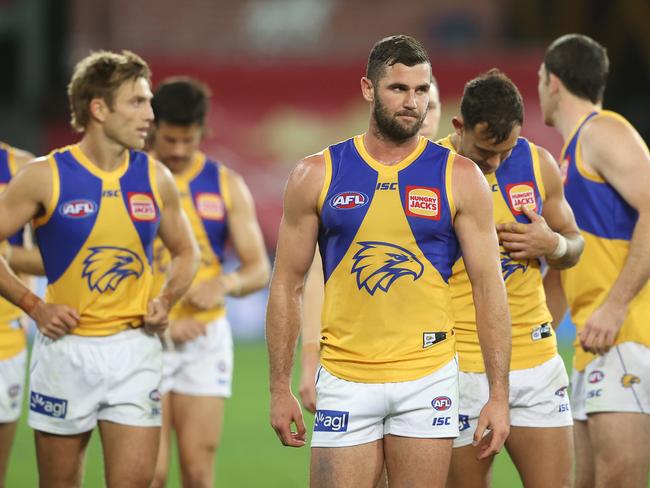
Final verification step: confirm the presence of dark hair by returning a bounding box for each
[460,68,524,144]
[366,35,430,86]
[68,50,151,132]
[152,76,211,126]
[544,34,609,103]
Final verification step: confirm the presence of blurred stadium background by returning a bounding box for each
[1,0,649,486]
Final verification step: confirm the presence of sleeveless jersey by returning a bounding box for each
[151,152,231,324]
[0,143,26,359]
[560,110,650,371]
[439,136,555,372]
[318,135,459,383]
[34,145,162,336]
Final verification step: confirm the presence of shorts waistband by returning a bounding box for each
[38,327,156,346]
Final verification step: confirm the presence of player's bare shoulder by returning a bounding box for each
[285,151,328,211]
[11,146,36,168]
[450,153,490,214]
[10,155,54,200]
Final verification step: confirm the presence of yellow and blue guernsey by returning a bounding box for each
[560,110,650,371]
[439,136,555,373]
[152,152,231,324]
[33,145,162,337]
[318,135,459,383]
[0,143,26,359]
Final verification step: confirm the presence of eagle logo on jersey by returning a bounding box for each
[82,246,144,293]
[351,241,423,295]
[500,252,528,280]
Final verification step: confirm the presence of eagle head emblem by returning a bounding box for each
[82,246,144,293]
[621,374,641,388]
[500,251,528,281]
[351,241,424,295]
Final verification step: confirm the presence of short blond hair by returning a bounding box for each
[67,50,151,132]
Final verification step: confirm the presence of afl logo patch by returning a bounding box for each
[195,192,225,220]
[405,186,440,220]
[588,370,605,384]
[431,396,452,411]
[128,193,156,221]
[329,191,368,210]
[59,199,98,219]
[506,182,537,215]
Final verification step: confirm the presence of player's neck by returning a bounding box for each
[363,125,421,167]
[556,96,602,142]
[78,131,130,172]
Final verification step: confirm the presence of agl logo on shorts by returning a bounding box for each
[506,182,537,215]
[405,186,440,220]
[313,409,349,432]
[29,391,68,419]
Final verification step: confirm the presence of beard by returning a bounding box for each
[372,94,426,142]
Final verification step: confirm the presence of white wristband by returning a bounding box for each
[549,233,568,260]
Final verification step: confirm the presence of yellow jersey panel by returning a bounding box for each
[318,136,459,383]
[0,143,26,358]
[152,153,229,324]
[560,111,650,371]
[34,145,161,336]
[439,136,555,372]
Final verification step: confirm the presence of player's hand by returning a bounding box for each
[579,301,626,355]
[298,347,319,413]
[144,297,170,334]
[496,206,558,260]
[169,318,206,345]
[270,390,306,447]
[31,301,79,339]
[473,397,510,460]
[184,277,229,310]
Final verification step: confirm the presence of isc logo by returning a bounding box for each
[329,191,368,210]
[431,396,452,411]
[29,391,68,419]
[587,389,603,399]
[432,417,451,426]
[558,403,570,413]
[58,199,97,219]
[313,409,349,432]
[376,182,397,191]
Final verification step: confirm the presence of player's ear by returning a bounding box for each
[361,77,374,103]
[452,116,464,136]
[548,72,562,96]
[89,97,108,123]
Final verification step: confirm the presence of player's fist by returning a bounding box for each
[31,301,79,339]
[144,297,170,334]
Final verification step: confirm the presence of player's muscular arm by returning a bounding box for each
[0,160,79,337]
[453,154,511,459]
[184,169,270,310]
[497,147,583,269]
[578,115,650,354]
[267,154,324,447]
[299,250,324,413]
[6,150,45,276]
[153,161,200,324]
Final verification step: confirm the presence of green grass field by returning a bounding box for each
[4,341,642,487]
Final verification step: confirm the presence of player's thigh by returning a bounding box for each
[573,420,594,488]
[172,394,225,466]
[311,440,384,488]
[505,426,572,488]
[384,435,453,488]
[34,429,92,488]
[98,421,160,488]
[447,444,494,488]
[588,412,650,488]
